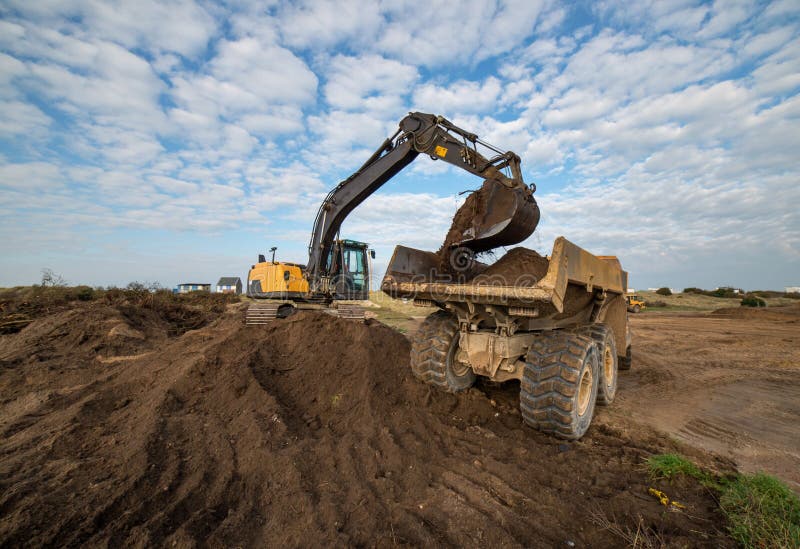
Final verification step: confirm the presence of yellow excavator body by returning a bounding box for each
[248,262,309,295]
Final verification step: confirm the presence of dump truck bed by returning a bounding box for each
[381,237,628,313]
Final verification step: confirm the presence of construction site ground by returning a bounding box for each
[1,289,798,546]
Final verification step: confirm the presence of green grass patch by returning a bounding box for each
[648,453,707,482]
[720,473,800,548]
[647,454,800,548]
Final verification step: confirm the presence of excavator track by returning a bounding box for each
[246,302,282,325]
[335,303,365,321]
[246,301,365,325]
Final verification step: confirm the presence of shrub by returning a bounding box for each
[40,268,66,287]
[645,300,667,307]
[683,287,703,294]
[75,286,94,301]
[741,297,766,308]
[713,287,744,298]
[656,287,672,296]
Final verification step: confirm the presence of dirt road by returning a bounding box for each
[618,307,800,491]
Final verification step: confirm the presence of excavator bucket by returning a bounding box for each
[443,178,540,254]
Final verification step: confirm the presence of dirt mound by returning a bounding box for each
[710,303,800,322]
[439,179,495,255]
[0,303,733,546]
[0,286,237,335]
[471,247,549,286]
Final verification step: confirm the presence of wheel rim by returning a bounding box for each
[447,335,471,377]
[603,346,614,388]
[577,366,593,416]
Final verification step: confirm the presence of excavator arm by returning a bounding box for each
[305,112,540,295]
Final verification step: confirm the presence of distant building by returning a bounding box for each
[216,277,242,294]
[715,287,742,294]
[177,283,211,293]
[786,286,800,294]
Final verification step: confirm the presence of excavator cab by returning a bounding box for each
[327,239,373,300]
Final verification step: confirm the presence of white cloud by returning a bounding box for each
[276,0,382,50]
[210,37,318,105]
[343,192,463,251]
[0,0,798,290]
[324,54,418,112]
[413,77,503,114]
[0,100,51,137]
[2,0,216,57]
[0,162,63,190]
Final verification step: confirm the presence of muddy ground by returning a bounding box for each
[1,297,797,546]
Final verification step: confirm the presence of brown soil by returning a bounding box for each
[615,305,800,492]
[471,247,550,286]
[0,300,734,547]
[439,179,495,255]
[710,303,800,322]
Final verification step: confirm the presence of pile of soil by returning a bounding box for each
[471,247,550,286]
[438,179,495,255]
[0,302,733,546]
[0,286,237,335]
[710,303,800,322]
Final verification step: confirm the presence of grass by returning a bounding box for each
[367,291,436,333]
[636,291,797,312]
[647,453,800,548]
[647,453,711,484]
[721,474,800,548]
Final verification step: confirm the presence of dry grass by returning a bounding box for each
[589,508,666,548]
[636,291,795,312]
[367,291,436,333]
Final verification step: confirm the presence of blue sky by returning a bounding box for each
[0,0,798,291]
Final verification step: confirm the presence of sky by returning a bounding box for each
[0,0,798,292]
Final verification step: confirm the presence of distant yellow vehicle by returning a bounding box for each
[626,294,646,313]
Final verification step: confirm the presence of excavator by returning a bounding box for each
[246,111,541,323]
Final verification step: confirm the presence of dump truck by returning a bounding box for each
[381,239,630,440]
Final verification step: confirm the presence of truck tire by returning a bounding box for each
[520,332,599,440]
[410,311,476,392]
[618,345,632,370]
[632,304,641,313]
[569,324,617,405]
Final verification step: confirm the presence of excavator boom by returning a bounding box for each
[306,112,540,294]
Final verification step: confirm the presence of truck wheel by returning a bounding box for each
[410,311,476,392]
[618,345,632,370]
[632,304,641,313]
[569,324,617,405]
[520,332,599,440]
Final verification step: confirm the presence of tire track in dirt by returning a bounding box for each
[0,302,738,546]
[615,306,800,491]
